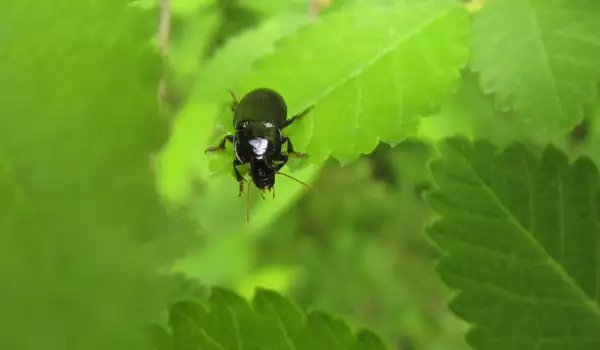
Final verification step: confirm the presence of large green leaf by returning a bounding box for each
[470,0,600,136]
[0,1,182,349]
[427,137,600,349]
[152,288,388,350]
[193,11,309,104]
[232,0,469,164]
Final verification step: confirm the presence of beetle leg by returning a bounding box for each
[228,89,239,113]
[282,136,307,158]
[233,158,245,197]
[273,153,289,172]
[283,105,313,129]
[205,135,234,153]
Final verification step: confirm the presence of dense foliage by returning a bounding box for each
[2,0,600,349]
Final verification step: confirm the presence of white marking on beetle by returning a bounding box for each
[249,138,268,155]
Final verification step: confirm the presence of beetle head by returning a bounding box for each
[249,159,275,192]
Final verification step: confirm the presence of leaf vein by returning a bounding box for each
[453,272,587,309]
[524,0,565,119]
[452,143,600,318]
[265,299,296,350]
[226,304,242,350]
[445,233,547,267]
[557,164,566,265]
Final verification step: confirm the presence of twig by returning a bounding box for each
[157,0,171,102]
[151,0,172,173]
[309,0,319,21]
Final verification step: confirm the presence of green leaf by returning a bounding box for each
[206,288,256,350]
[418,71,527,146]
[156,101,221,203]
[252,288,305,349]
[354,330,387,350]
[426,137,600,349]
[169,301,224,350]
[234,0,470,164]
[153,288,389,350]
[470,0,600,135]
[146,323,173,350]
[170,300,210,330]
[0,1,183,349]
[193,11,309,103]
[302,311,356,350]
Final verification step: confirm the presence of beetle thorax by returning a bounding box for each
[248,137,268,159]
[233,121,282,163]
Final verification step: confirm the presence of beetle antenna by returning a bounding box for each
[246,182,251,222]
[276,171,315,190]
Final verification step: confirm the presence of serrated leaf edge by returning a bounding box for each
[430,136,600,319]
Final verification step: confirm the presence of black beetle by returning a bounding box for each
[205,88,313,205]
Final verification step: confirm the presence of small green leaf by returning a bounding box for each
[252,288,305,348]
[427,137,600,349]
[194,11,309,104]
[300,311,356,350]
[169,298,223,350]
[206,288,256,350]
[145,324,173,350]
[470,0,600,135]
[354,329,387,350]
[235,0,470,164]
[170,300,209,330]
[155,288,390,350]
[173,315,226,350]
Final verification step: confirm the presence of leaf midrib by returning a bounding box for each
[459,145,600,318]
[225,303,242,350]
[263,298,296,350]
[185,314,226,350]
[524,0,564,119]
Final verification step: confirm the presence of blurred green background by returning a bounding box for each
[152,0,477,349]
[5,0,599,349]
